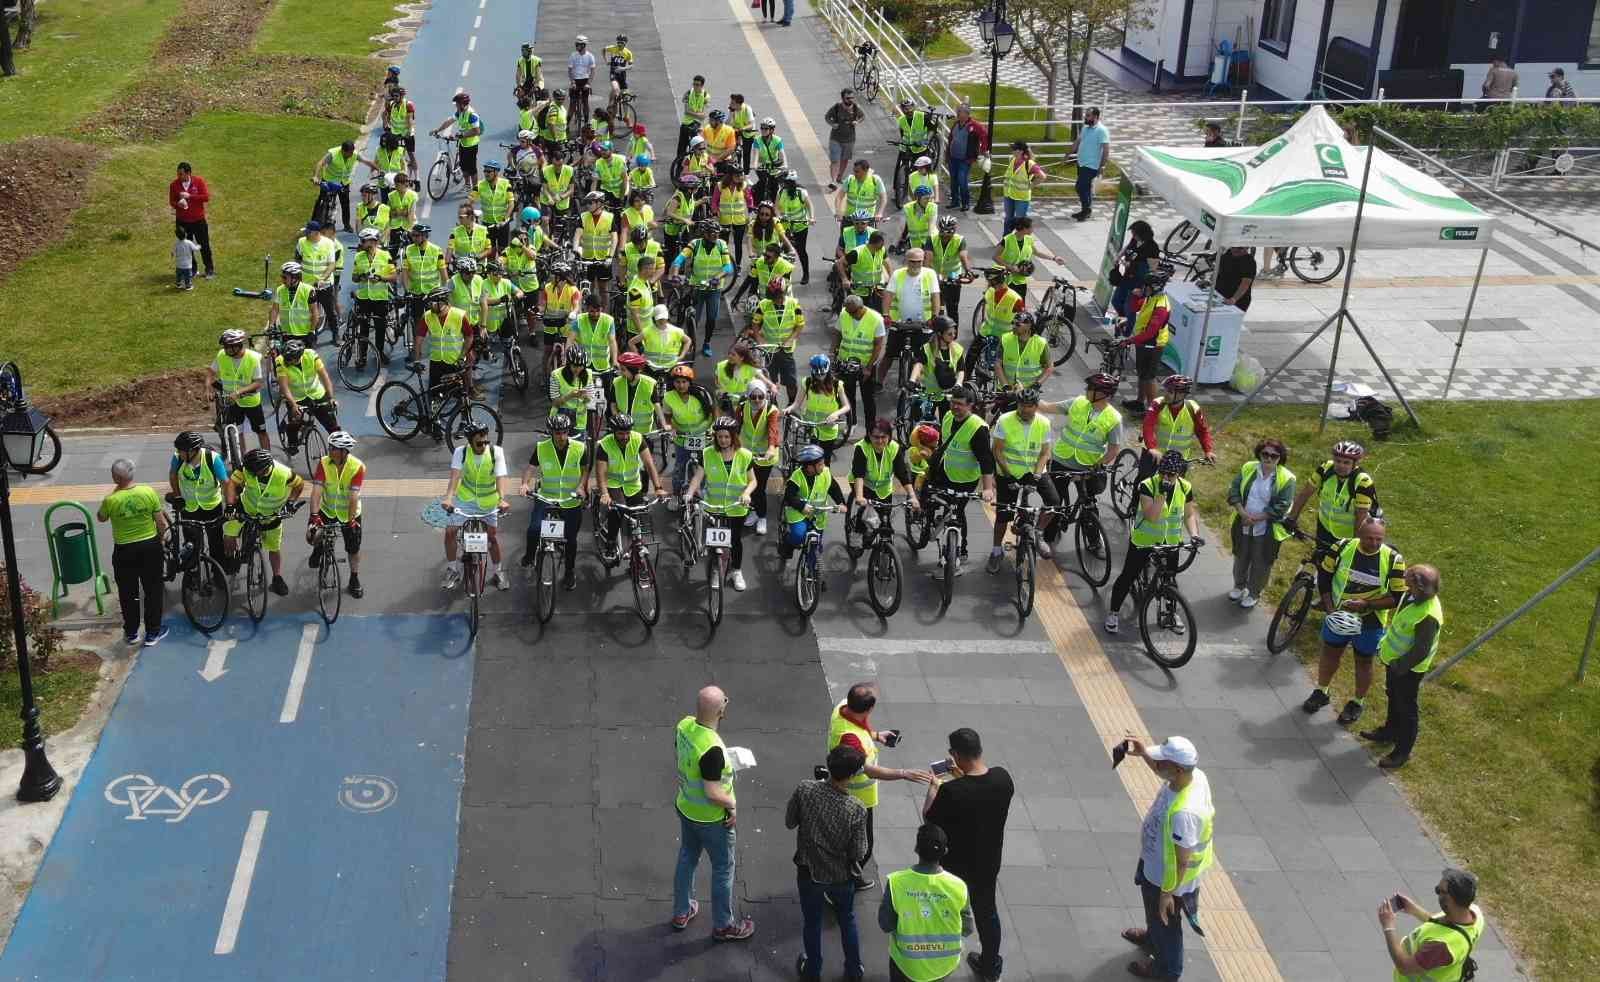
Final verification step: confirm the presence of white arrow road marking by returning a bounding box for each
[278,624,318,724]
[199,639,235,682]
[214,810,269,955]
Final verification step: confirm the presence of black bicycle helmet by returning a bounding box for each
[174,431,205,454]
[244,448,275,476]
[412,223,431,235]
[548,412,574,434]
[1158,450,1188,476]
[564,347,589,369]
[1016,386,1041,406]
[608,412,634,431]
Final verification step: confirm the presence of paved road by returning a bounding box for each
[0,0,1527,979]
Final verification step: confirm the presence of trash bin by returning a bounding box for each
[52,522,95,584]
[45,502,112,616]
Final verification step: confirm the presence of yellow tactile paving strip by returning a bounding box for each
[8,478,451,506]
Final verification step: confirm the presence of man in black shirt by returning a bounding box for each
[1213,246,1256,311]
[922,727,1014,980]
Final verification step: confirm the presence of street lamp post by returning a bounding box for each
[973,2,1016,215]
[0,364,61,803]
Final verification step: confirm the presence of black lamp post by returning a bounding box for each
[973,3,1016,215]
[0,364,61,803]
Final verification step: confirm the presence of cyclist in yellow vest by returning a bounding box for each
[594,409,670,556]
[701,109,739,168]
[535,90,568,153]
[777,443,846,565]
[728,94,757,173]
[827,682,933,889]
[168,430,236,575]
[925,385,997,574]
[567,291,619,375]
[712,167,754,267]
[272,338,340,455]
[991,215,1062,293]
[736,382,781,535]
[849,417,920,538]
[627,154,656,202]
[430,91,482,184]
[926,216,972,319]
[359,134,410,201]
[540,145,577,221]
[350,229,397,368]
[776,170,814,283]
[789,355,851,463]
[1286,440,1378,549]
[631,303,692,372]
[1225,437,1296,609]
[1120,736,1213,982]
[623,253,659,337]
[677,75,711,161]
[879,247,941,385]
[878,824,974,981]
[838,231,891,315]
[684,417,757,590]
[98,459,172,647]
[310,138,358,232]
[834,159,887,241]
[575,191,619,307]
[514,42,544,99]
[386,174,420,252]
[733,238,795,313]
[520,412,589,591]
[833,294,886,435]
[479,259,525,346]
[1119,267,1176,412]
[207,329,270,451]
[306,430,367,598]
[1137,374,1217,480]
[1308,516,1406,727]
[672,220,735,357]
[1380,867,1483,980]
[225,448,306,598]
[999,139,1045,236]
[447,257,485,331]
[662,363,716,500]
[447,204,491,269]
[592,142,629,207]
[471,160,517,252]
[1106,451,1201,635]
[896,185,938,253]
[986,388,1058,573]
[623,225,664,283]
[1364,563,1442,769]
[270,260,323,343]
[712,341,769,413]
[995,310,1052,394]
[609,354,663,432]
[416,290,476,393]
[353,183,389,243]
[549,348,599,435]
[621,187,655,244]
[1038,372,1122,554]
[962,268,1020,378]
[440,421,511,591]
[749,280,805,404]
[908,315,965,418]
[750,118,787,201]
[671,684,756,941]
[400,223,447,323]
[539,260,582,373]
[382,87,419,178]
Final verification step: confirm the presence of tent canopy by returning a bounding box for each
[1133,106,1497,249]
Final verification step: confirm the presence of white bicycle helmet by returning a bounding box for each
[517,128,536,141]
[280,261,303,276]
[328,430,357,451]
[219,329,247,346]
[358,227,382,242]
[1325,610,1362,637]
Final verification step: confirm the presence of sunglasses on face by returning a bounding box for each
[1260,451,1280,459]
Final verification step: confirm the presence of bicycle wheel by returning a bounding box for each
[794,540,820,616]
[852,59,869,93]
[865,64,880,101]
[337,336,381,392]
[507,343,530,395]
[317,549,342,625]
[1267,576,1314,654]
[1107,449,1140,521]
[1139,583,1197,669]
[376,381,424,440]
[632,547,660,626]
[938,525,958,610]
[843,501,865,562]
[1288,246,1345,284]
[892,155,908,209]
[446,402,504,451]
[1015,537,1037,618]
[1163,221,1201,256]
[706,551,725,628]
[614,100,636,137]
[1073,508,1111,587]
[181,556,230,633]
[1042,312,1078,367]
[427,156,450,201]
[969,299,986,338]
[902,502,930,551]
[301,424,329,476]
[465,556,486,639]
[534,546,558,624]
[592,500,618,568]
[866,541,902,617]
[16,425,62,474]
[245,545,269,623]
[1175,541,1200,574]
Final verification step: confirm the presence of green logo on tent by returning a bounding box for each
[1440,226,1480,240]
[1237,180,1397,216]
[1316,144,1348,179]
[1204,336,1222,356]
[1201,211,1216,230]
[1145,149,1247,196]
[1246,139,1288,169]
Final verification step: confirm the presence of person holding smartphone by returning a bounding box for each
[827,683,935,890]
[921,728,1014,981]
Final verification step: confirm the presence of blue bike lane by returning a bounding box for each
[0,615,474,981]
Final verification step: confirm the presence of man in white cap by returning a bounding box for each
[1120,736,1214,980]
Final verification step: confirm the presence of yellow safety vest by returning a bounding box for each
[353,249,394,301]
[674,715,733,822]
[1159,771,1215,893]
[999,231,1035,286]
[482,277,518,331]
[783,466,835,529]
[317,453,364,521]
[1130,475,1192,547]
[536,438,586,508]
[1330,539,1400,626]
[449,273,484,326]
[681,87,709,125]
[887,267,937,321]
[425,306,467,364]
[176,450,224,511]
[455,446,501,508]
[887,868,968,981]
[741,403,779,466]
[844,171,882,213]
[856,439,900,498]
[847,245,886,293]
[276,282,315,336]
[920,341,964,401]
[1000,331,1047,387]
[403,241,445,294]
[450,223,489,261]
[571,312,616,370]
[993,410,1049,478]
[322,147,357,185]
[1003,155,1035,201]
[274,349,327,402]
[1133,292,1173,349]
[1152,398,1200,456]
[837,306,882,364]
[454,105,480,148]
[928,233,964,277]
[611,374,657,424]
[1395,910,1483,982]
[598,430,644,495]
[1378,594,1444,674]
[701,447,753,517]
[580,210,616,260]
[939,412,987,484]
[595,154,627,196]
[216,349,263,409]
[541,164,575,207]
[356,201,390,237]
[756,297,802,351]
[1234,460,1295,542]
[642,325,687,369]
[717,184,749,226]
[801,384,842,442]
[980,287,1021,338]
[1053,396,1120,466]
[475,178,513,223]
[777,188,811,228]
[240,462,294,517]
[826,702,879,804]
[683,238,730,286]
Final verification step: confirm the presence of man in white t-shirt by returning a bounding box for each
[1121,736,1214,981]
[568,35,597,121]
[441,422,512,590]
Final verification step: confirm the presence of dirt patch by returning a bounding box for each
[35,368,213,429]
[0,139,106,283]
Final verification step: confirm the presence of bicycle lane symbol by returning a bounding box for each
[104,773,231,823]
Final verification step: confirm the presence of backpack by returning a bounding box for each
[1352,395,1394,440]
[1438,919,1478,981]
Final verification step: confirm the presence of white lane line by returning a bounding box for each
[467,35,477,52]
[478,0,485,8]
[278,623,318,724]
[214,810,269,955]
[472,14,481,28]
[460,59,471,78]
[364,365,391,417]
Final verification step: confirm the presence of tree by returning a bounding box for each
[1006,0,1153,140]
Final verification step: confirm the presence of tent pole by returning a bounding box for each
[1341,312,1422,429]
[1442,247,1489,400]
[1193,244,1222,378]
[1319,125,1380,435]
[1220,311,1338,428]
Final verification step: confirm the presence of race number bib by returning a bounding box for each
[704,526,732,548]
[540,519,566,538]
[683,433,707,452]
[462,531,490,554]
[587,382,607,410]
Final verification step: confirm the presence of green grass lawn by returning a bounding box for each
[255,0,401,59]
[0,112,355,397]
[923,30,972,60]
[0,651,100,746]
[936,83,1121,192]
[0,0,181,142]
[1188,402,1600,978]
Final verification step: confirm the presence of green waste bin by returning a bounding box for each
[45,501,112,616]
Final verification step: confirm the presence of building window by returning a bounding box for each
[1260,0,1296,56]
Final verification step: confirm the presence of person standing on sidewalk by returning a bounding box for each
[671,685,756,941]
[824,90,866,191]
[945,103,989,213]
[1225,438,1295,610]
[169,162,216,279]
[1070,108,1110,222]
[1304,516,1406,727]
[879,824,974,982]
[97,460,171,648]
[1361,563,1442,770]
[1120,736,1213,981]
[922,728,1014,981]
[1377,868,1483,979]
[827,682,934,889]
[787,744,870,982]
[1000,142,1045,236]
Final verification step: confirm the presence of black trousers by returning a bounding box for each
[310,184,352,229]
[789,226,810,281]
[1380,662,1423,758]
[946,862,1002,976]
[176,219,215,274]
[841,372,877,434]
[113,538,165,637]
[939,281,962,323]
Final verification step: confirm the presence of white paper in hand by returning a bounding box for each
[725,746,758,771]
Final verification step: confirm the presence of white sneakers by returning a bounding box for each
[1240,593,1258,608]
[442,564,461,590]
[1104,612,1120,634]
[1227,586,1244,601]
[1231,587,1259,608]
[756,517,768,535]
[493,570,511,591]
[1036,538,1053,558]
[729,570,747,591]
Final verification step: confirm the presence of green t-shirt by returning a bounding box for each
[99,485,163,545]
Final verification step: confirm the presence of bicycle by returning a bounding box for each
[338,292,412,391]
[888,121,944,209]
[235,501,305,624]
[1267,528,1340,654]
[274,397,334,475]
[376,360,504,449]
[0,364,61,474]
[610,498,662,626]
[926,488,982,610]
[568,79,594,136]
[701,508,740,628]
[527,492,570,625]
[780,416,828,473]
[792,514,832,618]
[309,517,351,625]
[674,494,707,573]
[893,379,938,449]
[604,89,637,137]
[1033,277,1082,367]
[1051,468,1113,587]
[1086,336,1129,382]
[851,41,880,101]
[1164,220,1345,284]
[1129,538,1202,669]
[427,136,465,202]
[311,181,343,230]
[885,319,932,391]
[457,513,492,641]
[247,326,288,412]
[481,296,530,396]
[849,497,909,618]
[1007,482,1057,618]
[164,508,230,633]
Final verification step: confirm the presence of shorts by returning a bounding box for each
[1135,344,1162,383]
[225,515,285,552]
[225,402,268,433]
[399,134,416,156]
[543,314,571,335]
[610,70,629,90]
[448,502,502,527]
[828,140,853,164]
[1321,618,1385,657]
[314,515,364,555]
[767,349,797,387]
[583,260,613,282]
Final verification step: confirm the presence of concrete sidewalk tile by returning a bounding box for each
[1057,867,1123,907]
[595,896,756,981]
[1002,829,1050,867]
[998,866,1076,906]
[1326,944,1398,981]
[1077,795,1137,834]
[1218,767,1302,803]
[1268,949,1345,982]
[1024,676,1086,706]
[448,895,603,980]
[1065,905,1144,951]
[458,803,599,899]
[472,651,597,728]
[1022,795,1091,832]
[1249,902,1329,952]
[1036,829,1109,869]
[1007,903,1097,969]
[1214,833,1281,872]
[872,792,924,829]
[595,726,673,808]
[1263,829,1339,873]
[926,674,1031,705]
[596,806,678,902]
[1226,868,1302,913]
[876,672,934,703]
[1374,832,1448,871]
[465,725,594,806]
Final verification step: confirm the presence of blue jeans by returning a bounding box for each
[781,0,794,22]
[1002,196,1029,236]
[674,808,737,930]
[1076,165,1100,215]
[694,287,724,344]
[948,158,972,209]
[672,443,700,495]
[1136,860,1196,978]
[798,870,862,979]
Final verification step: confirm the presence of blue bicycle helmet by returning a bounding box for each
[635,154,652,167]
[795,444,825,464]
[808,353,832,377]
[521,206,541,223]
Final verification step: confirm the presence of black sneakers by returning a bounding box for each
[1301,689,1331,714]
[1336,700,1364,726]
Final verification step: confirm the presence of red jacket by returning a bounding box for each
[950,117,991,162]
[170,175,210,222]
[1142,398,1214,455]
